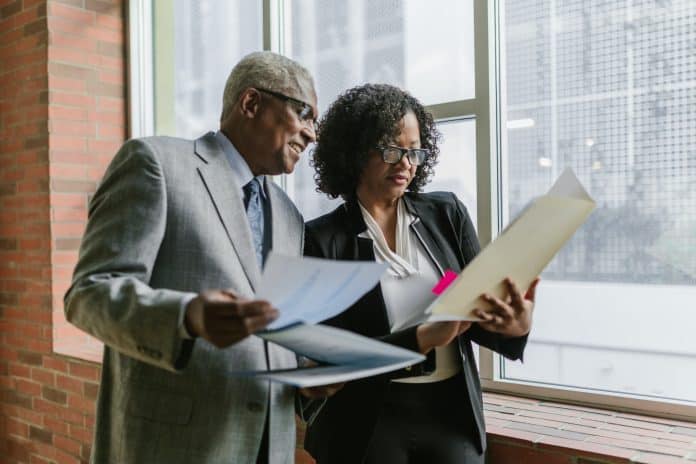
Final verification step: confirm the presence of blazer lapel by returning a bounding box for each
[266,179,301,256]
[194,132,261,289]
[403,195,461,275]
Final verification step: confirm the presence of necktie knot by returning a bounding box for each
[243,179,261,209]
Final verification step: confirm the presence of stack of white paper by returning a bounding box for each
[255,324,425,387]
[234,168,595,387]
[231,252,424,387]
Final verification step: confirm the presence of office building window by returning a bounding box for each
[152,0,263,137]
[499,0,696,408]
[130,0,695,418]
[283,0,476,220]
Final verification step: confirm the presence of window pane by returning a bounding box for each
[427,118,477,229]
[290,144,342,220]
[154,0,262,137]
[284,0,475,111]
[502,0,696,403]
[286,0,475,220]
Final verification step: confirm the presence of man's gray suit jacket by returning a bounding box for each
[64,132,303,463]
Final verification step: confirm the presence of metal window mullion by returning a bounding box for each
[473,0,502,382]
[263,0,283,53]
[265,0,287,190]
[127,0,154,138]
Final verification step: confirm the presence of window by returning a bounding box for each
[154,0,263,137]
[131,0,696,419]
[487,0,696,418]
[282,0,476,220]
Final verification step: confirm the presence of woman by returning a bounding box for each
[303,83,539,464]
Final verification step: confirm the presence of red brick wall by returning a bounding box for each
[0,1,124,462]
[48,0,125,363]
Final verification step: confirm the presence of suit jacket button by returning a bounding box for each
[247,402,263,413]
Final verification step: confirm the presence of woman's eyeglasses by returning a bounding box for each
[255,87,317,130]
[375,145,430,166]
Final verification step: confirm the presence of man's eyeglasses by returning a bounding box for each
[375,145,430,166]
[255,88,317,130]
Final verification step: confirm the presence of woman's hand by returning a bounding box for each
[416,321,472,354]
[472,277,540,337]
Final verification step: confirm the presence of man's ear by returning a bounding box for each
[238,88,261,119]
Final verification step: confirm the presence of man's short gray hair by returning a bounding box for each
[220,51,315,122]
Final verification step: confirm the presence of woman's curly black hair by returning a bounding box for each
[311,83,440,200]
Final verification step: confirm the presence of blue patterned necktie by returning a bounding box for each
[243,178,264,266]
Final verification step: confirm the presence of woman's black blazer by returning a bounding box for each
[303,191,529,464]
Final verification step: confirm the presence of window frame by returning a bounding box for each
[475,0,696,422]
[128,0,696,421]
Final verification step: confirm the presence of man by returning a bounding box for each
[64,51,335,464]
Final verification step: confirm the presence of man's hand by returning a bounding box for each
[472,277,540,338]
[184,289,278,348]
[416,321,472,354]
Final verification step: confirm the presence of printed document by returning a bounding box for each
[252,323,425,387]
[394,168,596,329]
[256,253,387,330]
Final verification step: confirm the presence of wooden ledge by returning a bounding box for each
[483,392,696,464]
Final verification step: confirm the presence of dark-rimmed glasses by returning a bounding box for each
[255,87,317,130]
[375,145,430,166]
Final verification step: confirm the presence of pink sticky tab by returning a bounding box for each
[432,269,458,295]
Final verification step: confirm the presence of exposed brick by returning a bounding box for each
[51,179,96,193]
[56,374,82,394]
[0,291,19,305]
[53,433,81,455]
[30,426,53,444]
[47,62,92,80]
[15,379,42,397]
[24,135,49,149]
[55,238,82,250]
[43,356,69,373]
[85,0,121,15]
[1,1,22,19]
[53,0,84,7]
[83,382,99,400]
[7,438,32,462]
[23,18,47,37]
[42,385,68,404]
[16,350,43,366]
[67,361,99,381]
[2,389,33,409]
[96,40,121,57]
[0,238,19,250]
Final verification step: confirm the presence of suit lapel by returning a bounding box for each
[266,179,301,256]
[194,133,261,289]
[404,194,462,274]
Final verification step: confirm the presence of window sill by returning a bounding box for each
[483,392,696,464]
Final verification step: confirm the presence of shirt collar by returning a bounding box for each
[215,130,266,198]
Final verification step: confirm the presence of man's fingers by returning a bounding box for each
[233,300,276,318]
[242,312,279,334]
[205,300,277,319]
